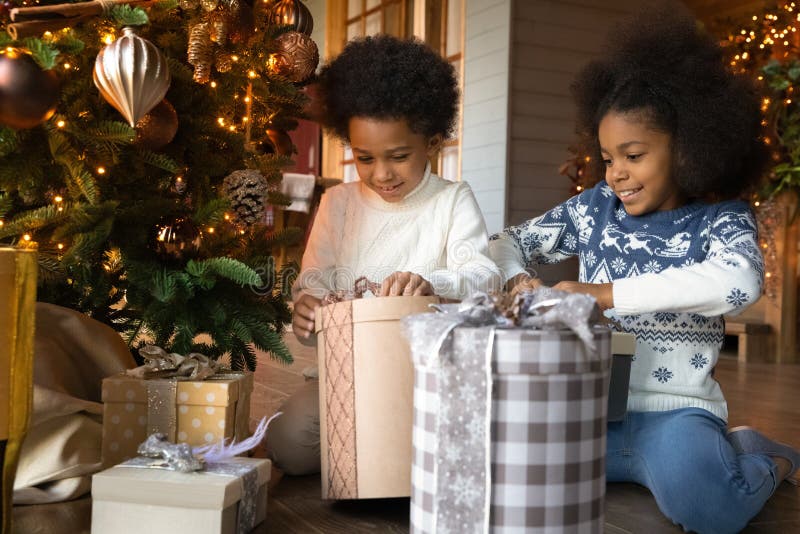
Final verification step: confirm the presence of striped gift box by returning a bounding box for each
[408,324,613,534]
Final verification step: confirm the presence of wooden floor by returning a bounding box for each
[12,336,800,533]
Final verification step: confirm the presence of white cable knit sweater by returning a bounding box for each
[293,166,501,301]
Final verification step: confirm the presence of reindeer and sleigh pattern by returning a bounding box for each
[496,183,763,386]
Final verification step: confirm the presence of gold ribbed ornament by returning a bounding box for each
[93,27,171,127]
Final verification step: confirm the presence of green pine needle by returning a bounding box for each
[110,5,150,27]
[136,149,180,173]
[21,38,59,70]
[0,204,68,239]
[189,257,262,287]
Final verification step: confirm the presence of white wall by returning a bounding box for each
[461,0,512,236]
[305,0,326,65]
[462,0,638,282]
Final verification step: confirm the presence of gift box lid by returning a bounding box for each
[92,457,270,509]
[315,295,438,333]
[102,372,253,407]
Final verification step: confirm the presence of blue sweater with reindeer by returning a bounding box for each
[489,182,764,420]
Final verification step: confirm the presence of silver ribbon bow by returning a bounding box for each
[127,345,219,380]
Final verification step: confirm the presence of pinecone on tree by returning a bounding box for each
[222,169,269,226]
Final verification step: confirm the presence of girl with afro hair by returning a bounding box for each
[491,2,798,531]
[266,35,501,476]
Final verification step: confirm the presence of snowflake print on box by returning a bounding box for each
[653,367,674,383]
[690,354,709,369]
[434,327,492,533]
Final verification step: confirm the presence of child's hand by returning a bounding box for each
[507,273,543,299]
[380,271,434,296]
[292,293,322,341]
[553,281,614,310]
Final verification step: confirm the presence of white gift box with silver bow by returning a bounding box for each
[91,456,270,534]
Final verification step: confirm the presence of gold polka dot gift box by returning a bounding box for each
[101,372,253,468]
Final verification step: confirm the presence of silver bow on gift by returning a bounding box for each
[126,345,219,380]
[137,433,204,472]
[432,287,601,354]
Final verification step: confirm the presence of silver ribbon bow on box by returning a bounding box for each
[126,345,219,381]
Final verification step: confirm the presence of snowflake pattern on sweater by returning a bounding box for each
[490,183,764,420]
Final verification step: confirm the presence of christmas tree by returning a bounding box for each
[0,0,319,369]
[715,1,800,202]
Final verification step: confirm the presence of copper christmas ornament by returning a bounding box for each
[269,0,313,35]
[0,51,60,129]
[93,27,171,126]
[135,99,179,151]
[265,128,293,156]
[271,31,319,83]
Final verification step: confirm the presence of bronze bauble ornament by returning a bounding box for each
[266,128,293,156]
[0,51,60,129]
[94,27,171,126]
[269,0,313,35]
[154,217,201,260]
[135,99,179,151]
[271,31,319,84]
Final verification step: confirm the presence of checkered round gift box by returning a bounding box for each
[405,316,612,534]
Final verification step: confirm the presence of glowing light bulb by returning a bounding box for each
[54,195,63,203]
[97,166,106,174]
[57,243,64,250]
[210,81,217,88]
[57,120,65,128]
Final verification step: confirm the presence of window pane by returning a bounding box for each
[366,0,380,8]
[440,145,459,182]
[365,12,381,35]
[450,58,462,81]
[348,0,362,19]
[446,0,463,57]
[384,2,401,37]
[347,21,362,40]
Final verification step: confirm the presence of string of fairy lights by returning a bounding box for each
[722,2,800,301]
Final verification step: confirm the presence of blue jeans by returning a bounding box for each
[607,408,778,534]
